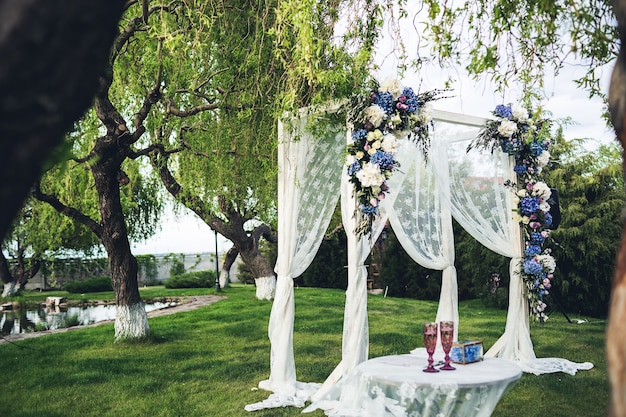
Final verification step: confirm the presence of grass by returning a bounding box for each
[0,284,608,417]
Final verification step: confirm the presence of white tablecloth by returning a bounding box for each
[303,349,522,417]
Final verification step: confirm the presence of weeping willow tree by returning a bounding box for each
[142,0,382,298]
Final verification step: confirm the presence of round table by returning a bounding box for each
[303,349,522,417]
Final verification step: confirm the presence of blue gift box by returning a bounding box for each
[450,340,484,364]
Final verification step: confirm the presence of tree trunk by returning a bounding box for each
[219,246,238,289]
[0,249,17,297]
[607,2,626,414]
[91,159,149,341]
[238,243,276,300]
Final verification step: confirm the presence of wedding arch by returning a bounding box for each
[245,99,593,412]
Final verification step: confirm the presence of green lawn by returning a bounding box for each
[0,284,608,416]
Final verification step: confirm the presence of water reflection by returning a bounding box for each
[0,302,175,335]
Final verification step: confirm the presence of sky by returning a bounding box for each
[133,15,617,256]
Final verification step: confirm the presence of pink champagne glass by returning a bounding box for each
[439,321,456,370]
[423,322,439,373]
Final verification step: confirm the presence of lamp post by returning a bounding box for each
[214,229,221,292]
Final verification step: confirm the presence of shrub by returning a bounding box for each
[63,276,113,293]
[164,270,216,289]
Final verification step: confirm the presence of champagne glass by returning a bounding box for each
[423,322,439,373]
[439,320,456,371]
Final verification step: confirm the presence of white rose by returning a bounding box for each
[379,77,403,99]
[532,181,552,200]
[537,150,550,168]
[345,155,356,166]
[356,162,386,187]
[497,119,518,137]
[512,106,529,122]
[355,151,365,160]
[381,134,399,155]
[517,189,527,197]
[363,105,386,127]
[539,202,551,213]
[537,254,556,273]
[372,140,382,149]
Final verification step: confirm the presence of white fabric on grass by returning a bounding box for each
[249,110,346,410]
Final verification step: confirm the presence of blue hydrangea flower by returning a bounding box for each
[352,129,368,142]
[494,104,513,119]
[545,212,553,227]
[525,245,542,256]
[370,150,395,170]
[530,232,545,244]
[374,91,394,115]
[359,204,378,214]
[514,165,527,174]
[530,142,544,156]
[523,258,544,275]
[347,161,361,176]
[520,196,540,216]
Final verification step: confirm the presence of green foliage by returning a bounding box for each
[543,134,624,318]
[136,254,159,285]
[163,270,216,289]
[297,232,348,289]
[63,276,113,294]
[415,0,617,99]
[164,253,186,277]
[378,228,441,300]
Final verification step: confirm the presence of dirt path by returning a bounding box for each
[0,294,226,345]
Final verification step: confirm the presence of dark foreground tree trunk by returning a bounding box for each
[607,1,626,415]
[0,0,125,241]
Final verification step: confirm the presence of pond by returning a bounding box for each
[0,302,176,335]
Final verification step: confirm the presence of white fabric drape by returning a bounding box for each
[246,113,346,411]
[311,128,392,402]
[384,138,459,342]
[431,121,592,375]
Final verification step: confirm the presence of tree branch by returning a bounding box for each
[31,181,103,239]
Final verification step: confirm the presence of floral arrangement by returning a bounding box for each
[346,78,446,237]
[471,104,555,322]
